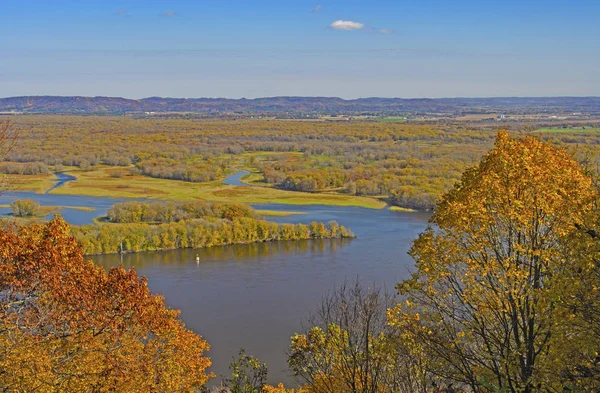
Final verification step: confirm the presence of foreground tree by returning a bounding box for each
[388,131,598,392]
[0,216,213,392]
[288,280,428,393]
[221,349,268,393]
[560,180,600,391]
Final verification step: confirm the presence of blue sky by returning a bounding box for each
[1,0,599,98]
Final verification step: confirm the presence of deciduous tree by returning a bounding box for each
[0,216,213,392]
[289,280,428,393]
[389,131,597,392]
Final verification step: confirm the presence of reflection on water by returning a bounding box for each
[94,238,354,269]
[0,191,131,226]
[1,189,429,386]
[90,205,429,387]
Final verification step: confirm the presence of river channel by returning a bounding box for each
[0,172,430,385]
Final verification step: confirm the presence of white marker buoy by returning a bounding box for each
[196,254,200,263]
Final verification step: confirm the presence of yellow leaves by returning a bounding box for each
[262,383,306,393]
[393,131,600,390]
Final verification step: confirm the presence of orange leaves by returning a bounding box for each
[0,216,212,392]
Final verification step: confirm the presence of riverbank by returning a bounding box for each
[13,166,387,209]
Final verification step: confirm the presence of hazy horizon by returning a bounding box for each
[2,94,600,100]
[3,0,599,98]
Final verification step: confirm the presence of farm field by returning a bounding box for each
[535,127,600,133]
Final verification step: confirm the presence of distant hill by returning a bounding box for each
[0,96,599,116]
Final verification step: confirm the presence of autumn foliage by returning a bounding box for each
[389,131,599,392]
[0,216,212,392]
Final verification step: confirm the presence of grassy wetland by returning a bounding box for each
[2,115,600,212]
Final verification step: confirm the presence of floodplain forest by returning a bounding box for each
[3,129,600,392]
[5,116,599,210]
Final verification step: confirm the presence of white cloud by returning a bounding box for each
[160,10,177,17]
[378,29,394,34]
[312,5,322,13]
[330,20,364,31]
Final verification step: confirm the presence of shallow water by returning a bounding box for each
[46,172,77,194]
[0,191,129,225]
[222,169,251,186]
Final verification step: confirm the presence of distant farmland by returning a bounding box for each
[535,127,600,133]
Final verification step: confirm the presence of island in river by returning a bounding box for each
[0,170,429,385]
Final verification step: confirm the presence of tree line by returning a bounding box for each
[7,116,600,210]
[73,201,354,255]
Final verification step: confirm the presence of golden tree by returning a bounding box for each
[0,216,213,392]
[389,131,597,392]
[558,180,600,391]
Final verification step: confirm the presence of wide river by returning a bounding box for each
[0,173,430,385]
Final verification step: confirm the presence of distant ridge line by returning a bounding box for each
[1,95,599,115]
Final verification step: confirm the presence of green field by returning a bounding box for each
[535,128,600,133]
[34,166,388,209]
[389,206,417,212]
[380,116,408,123]
[2,173,56,193]
[254,209,306,217]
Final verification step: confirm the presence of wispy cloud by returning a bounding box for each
[330,20,364,31]
[312,5,322,13]
[378,29,394,34]
[114,9,128,16]
[160,10,178,17]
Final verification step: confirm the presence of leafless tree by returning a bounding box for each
[288,279,429,393]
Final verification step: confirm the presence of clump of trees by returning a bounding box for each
[108,200,256,223]
[0,120,18,193]
[0,217,213,391]
[4,128,600,392]
[75,201,354,255]
[10,198,41,217]
[211,349,303,393]
[136,157,225,182]
[0,161,49,175]
[388,131,600,392]
[6,116,600,211]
